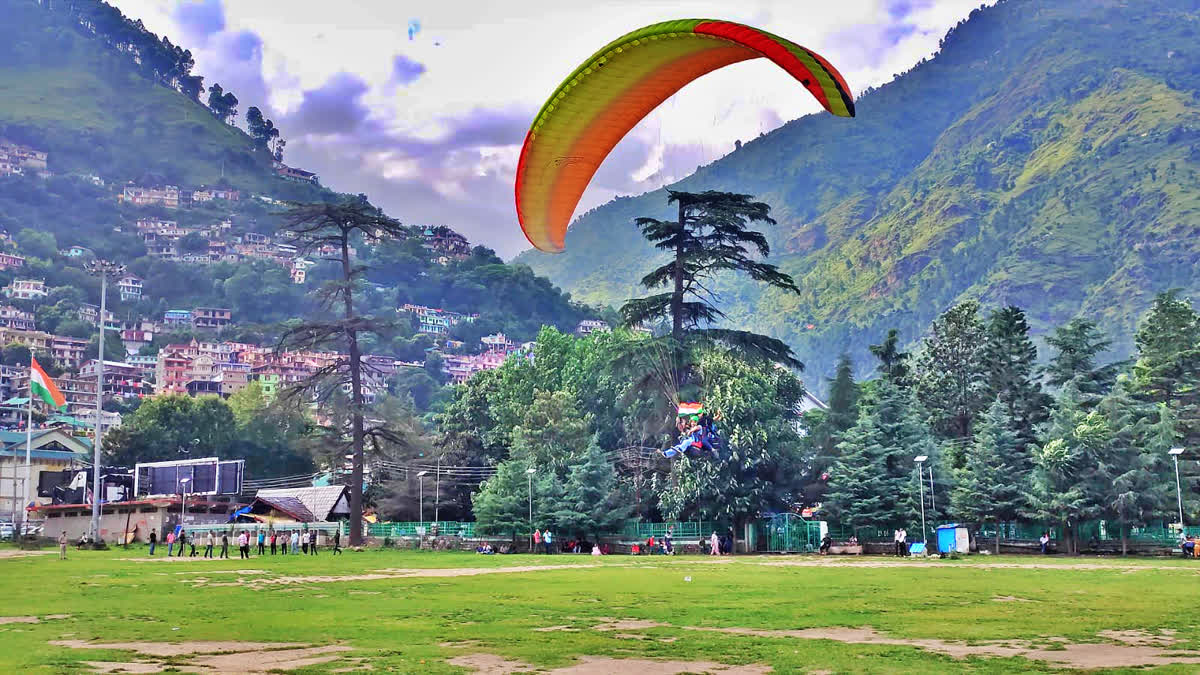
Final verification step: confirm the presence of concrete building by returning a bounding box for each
[2,279,46,300]
[191,307,232,330]
[0,306,36,331]
[117,275,143,301]
[29,495,240,544]
[0,429,90,517]
[122,185,180,209]
[0,252,26,270]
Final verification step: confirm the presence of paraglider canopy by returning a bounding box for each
[515,18,855,253]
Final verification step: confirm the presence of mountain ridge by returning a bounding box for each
[515,0,1200,389]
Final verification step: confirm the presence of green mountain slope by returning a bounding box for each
[517,0,1200,386]
[0,0,316,196]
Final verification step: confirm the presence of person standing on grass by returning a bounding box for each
[710,531,720,557]
[665,527,674,555]
[301,530,309,555]
[308,529,317,555]
[148,528,157,556]
[166,530,175,556]
[290,530,300,555]
[543,529,553,555]
[58,530,68,560]
[899,528,908,556]
[257,530,266,556]
[333,529,342,555]
[176,530,187,557]
[189,534,198,557]
[269,530,276,555]
[532,528,542,553]
[219,532,229,559]
[203,531,214,558]
[1040,531,1050,554]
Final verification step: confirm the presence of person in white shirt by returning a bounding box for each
[204,531,215,558]
[237,531,250,559]
[1039,532,1050,554]
[709,531,720,556]
[899,528,908,556]
[290,530,300,554]
[893,529,901,556]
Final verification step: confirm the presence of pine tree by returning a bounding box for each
[869,328,910,386]
[826,353,860,435]
[825,379,936,538]
[982,306,1052,456]
[824,414,889,536]
[1096,380,1172,555]
[1044,318,1120,402]
[474,461,536,542]
[1132,291,1200,446]
[951,399,1027,553]
[620,189,803,369]
[1025,383,1108,553]
[913,301,989,462]
[544,440,631,541]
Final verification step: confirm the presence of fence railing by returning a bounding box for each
[350,521,476,538]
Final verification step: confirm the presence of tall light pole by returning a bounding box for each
[915,455,928,548]
[1170,447,1186,536]
[179,477,191,524]
[526,467,536,553]
[416,470,428,528]
[434,455,442,523]
[84,259,125,545]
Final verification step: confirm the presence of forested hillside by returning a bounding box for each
[0,0,595,358]
[517,0,1200,388]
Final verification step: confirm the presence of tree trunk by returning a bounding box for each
[670,200,685,343]
[341,230,366,547]
[995,527,1000,556]
[1120,522,1127,557]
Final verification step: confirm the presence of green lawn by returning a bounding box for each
[4,545,1200,673]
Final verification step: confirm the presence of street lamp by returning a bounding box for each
[1170,448,1185,535]
[526,467,536,553]
[416,471,428,527]
[84,259,125,545]
[915,455,929,549]
[179,477,191,524]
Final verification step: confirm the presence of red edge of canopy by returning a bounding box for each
[514,20,856,253]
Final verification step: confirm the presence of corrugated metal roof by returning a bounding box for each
[255,485,348,521]
[253,495,315,522]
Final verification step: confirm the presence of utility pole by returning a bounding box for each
[915,455,928,549]
[434,455,441,523]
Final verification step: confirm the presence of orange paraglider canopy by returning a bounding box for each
[515,19,854,253]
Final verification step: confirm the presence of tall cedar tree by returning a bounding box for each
[982,306,1052,457]
[825,379,937,537]
[826,353,860,434]
[913,301,989,464]
[620,190,802,369]
[1096,380,1173,555]
[1132,291,1200,446]
[276,197,409,545]
[1025,383,1108,553]
[1044,318,1120,402]
[869,328,910,386]
[951,399,1027,553]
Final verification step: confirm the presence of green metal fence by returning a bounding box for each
[348,521,476,538]
[617,521,718,540]
[761,514,822,552]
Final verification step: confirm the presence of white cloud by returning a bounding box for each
[114,0,993,258]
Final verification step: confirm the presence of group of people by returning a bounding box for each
[663,405,722,460]
[148,526,343,558]
[892,528,910,556]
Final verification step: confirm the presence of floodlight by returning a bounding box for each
[1170,448,1185,456]
[416,471,428,477]
[525,468,537,474]
[914,455,928,463]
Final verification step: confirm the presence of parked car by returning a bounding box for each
[0,521,13,541]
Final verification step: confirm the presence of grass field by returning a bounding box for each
[4,545,1200,673]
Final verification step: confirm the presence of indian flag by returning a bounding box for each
[31,357,65,410]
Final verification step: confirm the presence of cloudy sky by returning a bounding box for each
[112,0,991,258]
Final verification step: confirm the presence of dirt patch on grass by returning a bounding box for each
[0,549,50,559]
[185,564,602,588]
[56,639,352,673]
[448,653,769,674]
[582,621,1200,669]
[52,640,305,657]
[0,614,70,625]
[992,595,1033,602]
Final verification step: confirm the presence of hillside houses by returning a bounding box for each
[122,184,181,208]
[0,306,35,331]
[2,279,47,300]
[401,304,478,335]
[0,140,48,177]
[273,161,319,183]
[0,252,25,271]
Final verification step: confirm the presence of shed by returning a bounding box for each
[254,485,350,522]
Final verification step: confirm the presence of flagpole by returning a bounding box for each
[24,367,33,531]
